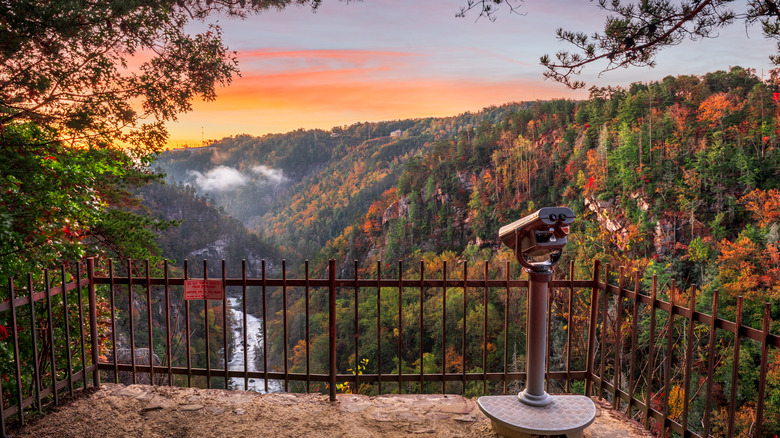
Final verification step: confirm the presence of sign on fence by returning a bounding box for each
[184,279,224,300]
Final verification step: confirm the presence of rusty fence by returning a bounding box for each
[0,258,778,437]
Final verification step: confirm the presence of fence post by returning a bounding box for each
[585,259,600,397]
[329,259,337,401]
[87,258,101,388]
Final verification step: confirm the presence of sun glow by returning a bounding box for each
[166,48,581,146]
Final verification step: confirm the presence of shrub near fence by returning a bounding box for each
[0,258,778,437]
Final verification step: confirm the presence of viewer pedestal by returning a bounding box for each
[477,394,596,438]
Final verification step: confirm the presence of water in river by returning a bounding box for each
[227,297,281,392]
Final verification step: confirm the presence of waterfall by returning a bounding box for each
[227,297,281,392]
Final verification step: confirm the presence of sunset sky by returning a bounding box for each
[166,0,775,147]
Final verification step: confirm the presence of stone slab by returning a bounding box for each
[142,395,175,412]
[477,394,596,437]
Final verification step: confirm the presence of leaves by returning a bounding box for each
[0,123,171,285]
[0,1,318,154]
[535,0,775,88]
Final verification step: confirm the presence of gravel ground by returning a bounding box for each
[10,384,651,437]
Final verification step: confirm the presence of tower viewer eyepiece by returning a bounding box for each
[498,207,575,272]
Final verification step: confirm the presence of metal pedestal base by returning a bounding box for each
[518,388,552,407]
[477,394,596,438]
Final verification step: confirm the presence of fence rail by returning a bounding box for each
[0,257,777,437]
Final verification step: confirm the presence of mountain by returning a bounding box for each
[135,181,281,278]
[154,104,531,265]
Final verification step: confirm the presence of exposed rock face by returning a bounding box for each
[654,218,676,255]
[383,196,410,224]
[583,197,633,251]
[584,194,687,256]
[420,183,451,206]
[103,348,169,386]
[456,171,477,193]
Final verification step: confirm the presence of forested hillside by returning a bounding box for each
[318,67,779,322]
[154,66,780,324]
[135,182,280,278]
[156,105,529,261]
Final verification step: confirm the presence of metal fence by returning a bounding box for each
[0,261,100,437]
[1,258,778,437]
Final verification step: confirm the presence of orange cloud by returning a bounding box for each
[240,49,420,61]
[165,49,583,146]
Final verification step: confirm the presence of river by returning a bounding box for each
[227,297,281,392]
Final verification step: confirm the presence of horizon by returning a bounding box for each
[165,99,534,149]
[165,0,776,147]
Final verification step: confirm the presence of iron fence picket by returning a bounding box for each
[203,260,210,389]
[184,259,192,388]
[328,260,336,401]
[306,260,312,393]
[44,269,58,406]
[483,261,489,394]
[351,260,357,394]
[599,263,608,400]
[503,261,510,395]
[27,273,42,412]
[109,260,119,384]
[727,296,743,437]
[585,259,600,397]
[9,279,24,425]
[146,260,154,387]
[755,303,772,437]
[643,275,658,429]
[128,260,137,385]
[242,260,249,391]
[546,276,552,394]
[419,260,424,394]
[441,260,446,394]
[461,262,467,394]
[376,261,382,394]
[282,260,288,392]
[565,260,574,393]
[399,260,405,394]
[164,260,173,386]
[613,267,624,410]
[76,263,88,390]
[87,259,100,388]
[59,266,73,397]
[222,260,229,389]
[262,260,268,393]
[626,270,639,419]
[661,280,676,436]
[702,290,719,438]
[680,286,697,434]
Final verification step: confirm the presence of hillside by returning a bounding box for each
[319,67,780,319]
[135,181,281,278]
[151,67,780,321]
[155,105,530,263]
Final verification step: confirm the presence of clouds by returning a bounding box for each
[166,0,778,147]
[252,165,287,183]
[188,165,287,192]
[188,166,249,192]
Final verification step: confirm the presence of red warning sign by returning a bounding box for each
[184,279,224,300]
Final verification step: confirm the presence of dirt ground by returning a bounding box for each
[10,384,651,437]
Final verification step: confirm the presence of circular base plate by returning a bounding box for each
[477,394,595,437]
[518,389,552,407]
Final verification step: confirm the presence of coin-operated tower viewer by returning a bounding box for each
[478,207,596,438]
